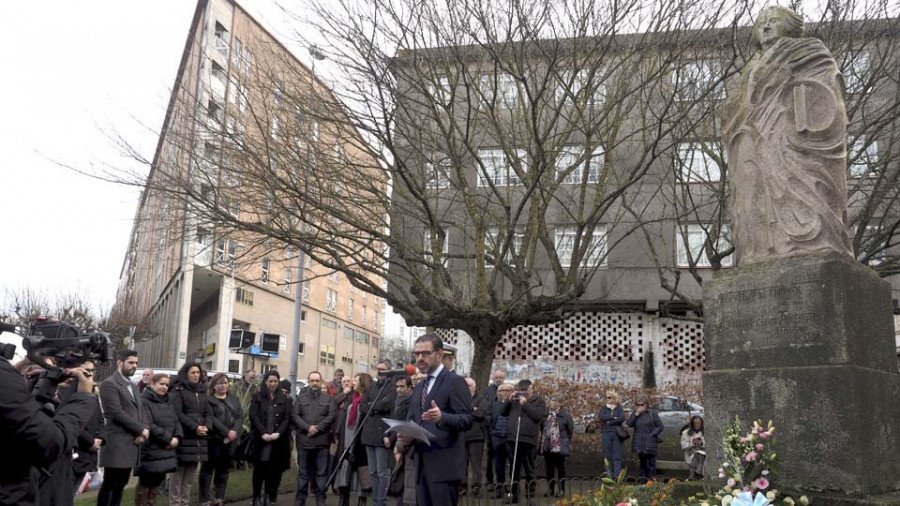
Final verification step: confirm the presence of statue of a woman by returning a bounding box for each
[723,6,853,265]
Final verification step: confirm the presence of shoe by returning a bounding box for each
[252,496,263,506]
[135,486,149,506]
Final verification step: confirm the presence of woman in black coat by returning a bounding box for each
[625,395,664,481]
[250,370,293,506]
[597,390,626,479]
[169,362,212,506]
[136,374,183,506]
[540,395,575,498]
[199,373,243,506]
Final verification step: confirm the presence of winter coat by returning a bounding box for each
[250,389,292,471]
[540,408,575,456]
[627,410,664,455]
[488,399,510,449]
[360,379,398,447]
[137,388,183,475]
[333,391,368,468]
[501,394,548,446]
[170,378,212,464]
[464,392,490,443]
[597,405,626,434]
[99,371,147,469]
[681,429,705,465]
[208,394,243,460]
[291,389,335,449]
[60,386,105,475]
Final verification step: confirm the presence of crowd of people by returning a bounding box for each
[3,332,705,506]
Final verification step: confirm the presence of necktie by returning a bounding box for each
[421,375,433,410]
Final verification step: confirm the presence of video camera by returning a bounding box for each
[0,319,112,385]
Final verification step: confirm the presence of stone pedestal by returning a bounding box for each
[703,253,900,497]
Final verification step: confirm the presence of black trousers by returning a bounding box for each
[637,453,657,479]
[138,472,168,489]
[492,443,509,486]
[508,441,536,502]
[543,453,567,492]
[416,476,460,506]
[97,467,132,506]
[199,455,232,502]
[253,461,286,500]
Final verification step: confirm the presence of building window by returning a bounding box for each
[228,76,240,107]
[372,310,378,329]
[425,154,451,189]
[213,22,229,58]
[210,61,227,98]
[486,227,525,267]
[243,47,252,76]
[235,287,254,306]
[843,51,870,95]
[676,224,734,268]
[261,364,277,373]
[348,299,354,320]
[232,37,242,68]
[319,345,336,366]
[676,142,721,182]
[297,342,305,355]
[228,360,240,373]
[284,268,292,293]
[480,73,518,108]
[477,148,526,187]
[858,225,887,266]
[300,310,307,322]
[326,288,338,313]
[848,135,878,178]
[672,60,723,101]
[328,271,339,283]
[302,281,310,302]
[322,318,337,329]
[274,83,284,106]
[270,116,279,140]
[304,255,313,269]
[423,229,449,265]
[345,328,355,340]
[215,239,238,265]
[261,259,270,284]
[355,330,370,344]
[428,75,452,106]
[556,70,606,106]
[555,225,608,268]
[557,145,604,184]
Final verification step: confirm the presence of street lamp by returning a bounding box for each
[288,45,327,394]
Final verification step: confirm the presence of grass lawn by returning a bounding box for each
[75,466,299,506]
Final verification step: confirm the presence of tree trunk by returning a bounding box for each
[642,350,657,389]
[466,320,509,389]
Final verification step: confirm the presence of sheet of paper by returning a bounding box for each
[383,418,436,445]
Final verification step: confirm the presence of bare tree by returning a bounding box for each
[1,286,107,332]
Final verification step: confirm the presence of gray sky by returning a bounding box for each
[0,2,280,312]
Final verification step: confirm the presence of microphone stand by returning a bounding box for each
[326,373,397,489]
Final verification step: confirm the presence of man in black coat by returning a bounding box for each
[481,368,506,488]
[501,379,548,505]
[98,350,148,506]
[68,360,106,493]
[361,359,398,506]
[291,371,336,506]
[398,334,472,506]
[0,357,96,506]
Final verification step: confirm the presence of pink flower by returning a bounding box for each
[755,443,764,451]
[740,437,750,443]
[744,451,758,462]
[727,478,737,487]
[616,503,630,506]
[754,478,770,490]
[758,432,769,440]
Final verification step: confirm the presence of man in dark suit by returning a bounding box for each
[97,350,148,506]
[398,334,472,506]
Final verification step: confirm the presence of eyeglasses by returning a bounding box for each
[605,396,614,399]
[635,403,646,406]
[412,350,435,357]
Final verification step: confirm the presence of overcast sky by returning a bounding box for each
[0,2,286,312]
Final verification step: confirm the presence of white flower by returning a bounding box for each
[766,491,776,501]
[761,470,769,476]
[722,495,734,505]
[798,496,809,505]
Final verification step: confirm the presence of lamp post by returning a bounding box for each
[289,45,327,394]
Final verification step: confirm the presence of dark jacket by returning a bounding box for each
[627,410,664,455]
[540,408,575,456]
[138,388,182,475]
[208,394,243,459]
[488,399,509,449]
[99,371,148,469]
[464,392,490,443]
[250,389,292,470]
[360,379,397,447]
[404,368,473,484]
[483,382,500,404]
[333,390,368,469]
[501,394,548,446]
[0,360,95,506]
[291,388,335,449]
[70,390,105,474]
[598,405,626,434]
[170,374,212,464]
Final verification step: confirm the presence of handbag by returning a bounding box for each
[615,424,631,441]
[388,457,405,496]
[235,431,255,462]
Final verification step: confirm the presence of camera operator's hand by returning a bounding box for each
[65,368,95,394]
[518,393,528,404]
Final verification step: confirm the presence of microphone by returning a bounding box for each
[377,366,415,378]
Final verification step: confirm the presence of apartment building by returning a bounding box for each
[111,0,384,378]
[388,25,898,386]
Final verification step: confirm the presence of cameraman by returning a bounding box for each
[0,356,96,506]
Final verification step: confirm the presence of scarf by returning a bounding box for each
[348,391,362,428]
[545,410,562,453]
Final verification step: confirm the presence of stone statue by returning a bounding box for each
[723,6,853,265]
